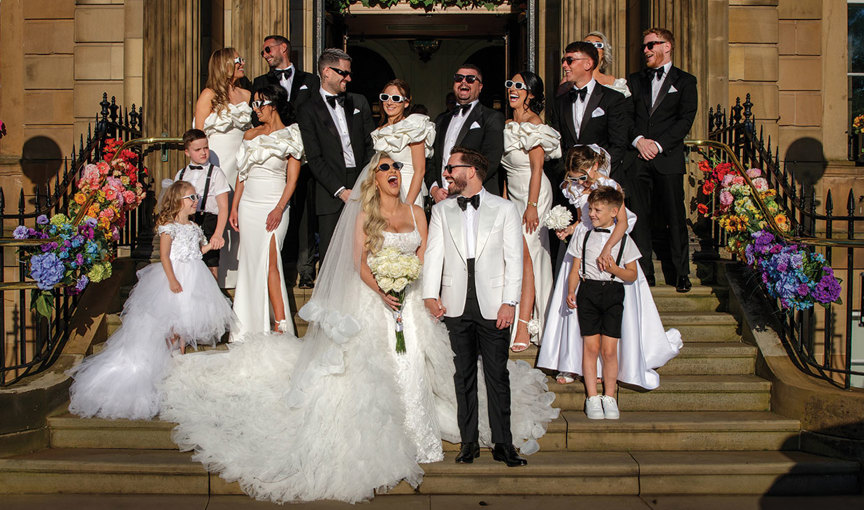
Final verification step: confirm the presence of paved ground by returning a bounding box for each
[4,494,864,509]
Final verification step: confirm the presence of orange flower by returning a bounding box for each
[698,160,712,173]
[73,192,87,205]
[697,203,709,215]
[775,214,789,230]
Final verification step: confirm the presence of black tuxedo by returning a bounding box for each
[626,65,698,279]
[296,91,374,258]
[249,68,319,124]
[547,82,630,184]
[426,103,505,195]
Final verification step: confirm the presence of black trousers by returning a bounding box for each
[282,166,317,286]
[317,211,340,262]
[627,159,689,278]
[443,259,512,445]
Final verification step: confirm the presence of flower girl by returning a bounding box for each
[68,181,235,420]
[537,145,682,392]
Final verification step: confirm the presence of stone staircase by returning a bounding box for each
[0,259,860,498]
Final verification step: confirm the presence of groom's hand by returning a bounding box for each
[424,298,446,320]
[496,304,516,330]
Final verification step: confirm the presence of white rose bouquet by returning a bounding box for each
[367,247,423,353]
[542,205,574,231]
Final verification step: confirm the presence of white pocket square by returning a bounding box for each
[353,108,360,115]
[591,107,605,118]
[469,121,481,129]
[299,84,308,90]
[668,85,678,93]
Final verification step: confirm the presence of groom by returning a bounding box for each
[422,146,527,467]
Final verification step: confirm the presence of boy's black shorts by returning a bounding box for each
[576,279,625,338]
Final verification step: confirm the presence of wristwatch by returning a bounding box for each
[527,201,538,207]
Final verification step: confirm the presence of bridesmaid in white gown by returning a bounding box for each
[370,79,434,207]
[584,31,632,97]
[501,71,560,351]
[193,47,252,288]
[229,85,302,338]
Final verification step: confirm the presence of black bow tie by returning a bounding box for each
[569,87,588,103]
[646,67,665,81]
[457,194,480,211]
[271,68,293,81]
[325,93,346,108]
[189,165,204,170]
[455,103,472,116]
[594,227,611,233]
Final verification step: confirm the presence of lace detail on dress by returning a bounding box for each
[236,124,305,181]
[203,103,253,136]
[158,222,205,262]
[503,122,562,160]
[371,114,435,159]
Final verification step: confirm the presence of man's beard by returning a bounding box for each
[447,176,467,196]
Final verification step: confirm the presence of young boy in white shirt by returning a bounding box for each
[175,129,230,279]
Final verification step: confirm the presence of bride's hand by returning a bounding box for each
[379,290,401,310]
[265,206,284,232]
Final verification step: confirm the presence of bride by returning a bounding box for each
[160,152,558,504]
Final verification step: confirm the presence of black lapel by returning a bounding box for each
[650,66,677,116]
[289,71,304,102]
[343,94,355,135]
[559,94,578,145]
[312,94,340,140]
[455,104,482,146]
[578,85,604,141]
[639,72,653,116]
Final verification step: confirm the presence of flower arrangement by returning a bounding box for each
[367,247,423,353]
[853,113,864,135]
[14,139,148,317]
[542,205,574,231]
[697,159,841,310]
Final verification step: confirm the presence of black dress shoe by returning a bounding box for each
[676,276,692,293]
[645,273,656,287]
[455,442,480,464]
[298,280,314,289]
[492,443,527,467]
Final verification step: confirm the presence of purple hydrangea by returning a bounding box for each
[12,225,29,239]
[75,275,89,292]
[29,253,65,290]
[812,270,842,304]
[36,215,49,225]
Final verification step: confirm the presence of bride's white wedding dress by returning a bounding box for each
[160,170,558,504]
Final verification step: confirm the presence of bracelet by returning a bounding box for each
[527,201,538,207]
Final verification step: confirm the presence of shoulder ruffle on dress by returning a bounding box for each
[604,78,632,98]
[203,102,253,136]
[372,113,435,158]
[236,124,305,181]
[504,122,562,161]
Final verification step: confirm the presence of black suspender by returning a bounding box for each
[178,164,214,212]
[581,230,627,278]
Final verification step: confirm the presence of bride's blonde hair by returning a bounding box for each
[360,152,397,254]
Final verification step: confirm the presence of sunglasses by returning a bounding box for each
[641,40,667,51]
[260,44,281,57]
[453,74,480,84]
[589,41,604,49]
[504,80,529,90]
[379,93,406,103]
[251,100,273,109]
[233,57,245,65]
[561,56,590,65]
[329,66,352,78]
[443,164,472,173]
[376,162,404,172]
[566,174,589,183]
[183,193,201,201]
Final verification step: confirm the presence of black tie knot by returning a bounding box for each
[455,103,472,116]
[271,68,293,81]
[457,194,480,211]
[569,87,588,103]
[594,227,611,233]
[189,164,204,170]
[325,93,346,108]
[646,67,665,81]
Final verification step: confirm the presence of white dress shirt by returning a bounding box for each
[571,78,597,139]
[460,187,488,259]
[632,61,672,153]
[568,228,641,283]
[275,65,295,100]
[174,164,231,215]
[437,100,478,190]
[319,87,356,169]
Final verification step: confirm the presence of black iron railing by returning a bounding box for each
[694,94,863,389]
[0,94,145,386]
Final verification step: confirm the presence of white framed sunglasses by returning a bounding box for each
[251,100,273,109]
[589,41,605,49]
[379,93,406,103]
[233,56,245,65]
[183,193,201,201]
[504,80,529,90]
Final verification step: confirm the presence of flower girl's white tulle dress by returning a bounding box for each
[67,222,234,420]
[160,169,559,504]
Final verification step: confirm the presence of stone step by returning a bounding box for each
[649,285,728,312]
[549,375,772,412]
[0,448,857,496]
[48,411,800,453]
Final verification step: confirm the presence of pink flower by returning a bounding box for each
[102,186,118,201]
[720,190,734,206]
[732,176,745,186]
[97,162,111,176]
[753,178,769,191]
[722,174,735,187]
[122,190,136,205]
[747,168,762,178]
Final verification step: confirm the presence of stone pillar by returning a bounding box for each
[228,0,290,79]
[124,0,145,108]
[559,0,628,79]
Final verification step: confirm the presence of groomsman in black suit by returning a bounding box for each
[250,35,320,290]
[548,41,630,185]
[426,64,505,201]
[296,48,375,260]
[626,28,698,292]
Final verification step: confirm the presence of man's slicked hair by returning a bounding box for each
[318,48,352,75]
[450,146,488,181]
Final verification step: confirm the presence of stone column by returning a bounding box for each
[559,0,628,78]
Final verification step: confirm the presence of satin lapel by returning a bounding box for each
[650,67,677,117]
[560,95,578,145]
[312,95,340,140]
[474,197,500,258]
[455,105,481,146]
[639,72,653,116]
[443,201,467,261]
[578,86,604,142]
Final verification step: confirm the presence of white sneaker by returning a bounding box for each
[600,395,620,419]
[585,396,604,419]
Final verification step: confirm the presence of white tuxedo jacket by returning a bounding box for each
[422,192,523,320]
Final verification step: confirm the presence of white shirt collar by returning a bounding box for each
[275,64,294,72]
[319,87,343,104]
[573,78,597,94]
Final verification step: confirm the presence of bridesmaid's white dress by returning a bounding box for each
[537,176,683,389]
[371,113,435,207]
[501,122,560,346]
[203,102,252,289]
[231,125,304,340]
[605,77,632,98]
